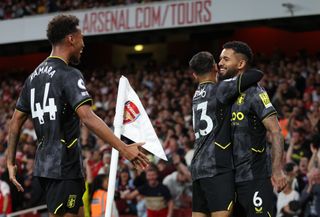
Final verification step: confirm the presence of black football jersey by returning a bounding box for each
[191,77,241,181]
[231,85,276,183]
[16,57,92,179]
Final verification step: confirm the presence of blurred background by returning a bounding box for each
[0,0,320,217]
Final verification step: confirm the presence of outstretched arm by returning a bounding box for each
[76,105,149,169]
[7,109,28,192]
[262,114,287,192]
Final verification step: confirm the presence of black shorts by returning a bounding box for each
[36,177,85,215]
[234,178,276,217]
[192,172,235,213]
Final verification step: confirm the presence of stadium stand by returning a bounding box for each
[1,0,320,217]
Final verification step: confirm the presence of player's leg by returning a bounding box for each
[235,179,275,217]
[192,179,210,217]
[45,178,86,217]
[61,206,84,217]
[208,172,234,217]
[192,211,209,217]
[211,210,232,217]
[201,172,234,217]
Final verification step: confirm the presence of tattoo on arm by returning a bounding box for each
[263,115,284,172]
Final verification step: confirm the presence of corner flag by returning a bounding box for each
[105,75,167,217]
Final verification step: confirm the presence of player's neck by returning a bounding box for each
[50,46,70,65]
[198,74,216,84]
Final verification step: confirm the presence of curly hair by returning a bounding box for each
[223,41,253,65]
[47,15,79,45]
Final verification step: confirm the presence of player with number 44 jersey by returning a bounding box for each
[189,51,263,217]
[7,15,149,217]
[16,56,91,179]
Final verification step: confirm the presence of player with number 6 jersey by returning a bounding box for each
[218,41,287,217]
[189,51,263,217]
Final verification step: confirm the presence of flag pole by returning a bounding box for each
[105,76,127,217]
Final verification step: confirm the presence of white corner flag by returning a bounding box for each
[115,76,167,160]
[105,75,167,217]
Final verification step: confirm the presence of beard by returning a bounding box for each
[70,54,80,65]
[218,68,238,81]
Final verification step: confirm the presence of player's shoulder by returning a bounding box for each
[217,76,237,90]
[246,84,266,95]
[62,66,83,80]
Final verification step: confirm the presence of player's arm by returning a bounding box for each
[238,68,264,93]
[218,69,263,103]
[262,114,287,192]
[7,109,28,192]
[76,105,149,169]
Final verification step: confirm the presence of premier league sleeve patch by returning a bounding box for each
[259,92,272,108]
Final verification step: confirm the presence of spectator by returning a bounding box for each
[163,154,192,210]
[286,128,311,164]
[115,168,136,215]
[277,163,300,217]
[90,174,119,217]
[0,179,12,216]
[300,168,320,217]
[122,164,173,217]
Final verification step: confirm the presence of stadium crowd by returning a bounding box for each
[0,0,161,20]
[0,51,319,217]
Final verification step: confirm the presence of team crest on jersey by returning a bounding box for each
[236,94,246,105]
[67,195,77,208]
[123,101,140,124]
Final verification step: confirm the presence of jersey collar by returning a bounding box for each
[199,81,215,85]
[48,56,68,65]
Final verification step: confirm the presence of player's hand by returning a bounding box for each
[7,164,24,192]
[271,170,287,192]
[122,143,149,170]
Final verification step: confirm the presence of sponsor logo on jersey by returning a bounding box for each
[123,101,140,124]
[67,195,77,208]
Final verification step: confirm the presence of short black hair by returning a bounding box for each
[223,41,253,65]
[189,51,215,76]
[47,15,80,45]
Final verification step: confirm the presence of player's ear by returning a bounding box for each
[213,64,218,72]
[66,34,74,46]
[237,59,246,71]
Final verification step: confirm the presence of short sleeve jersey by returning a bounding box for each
[191,77,242,181]
[231,85,276,183]
[16,57,92,179]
